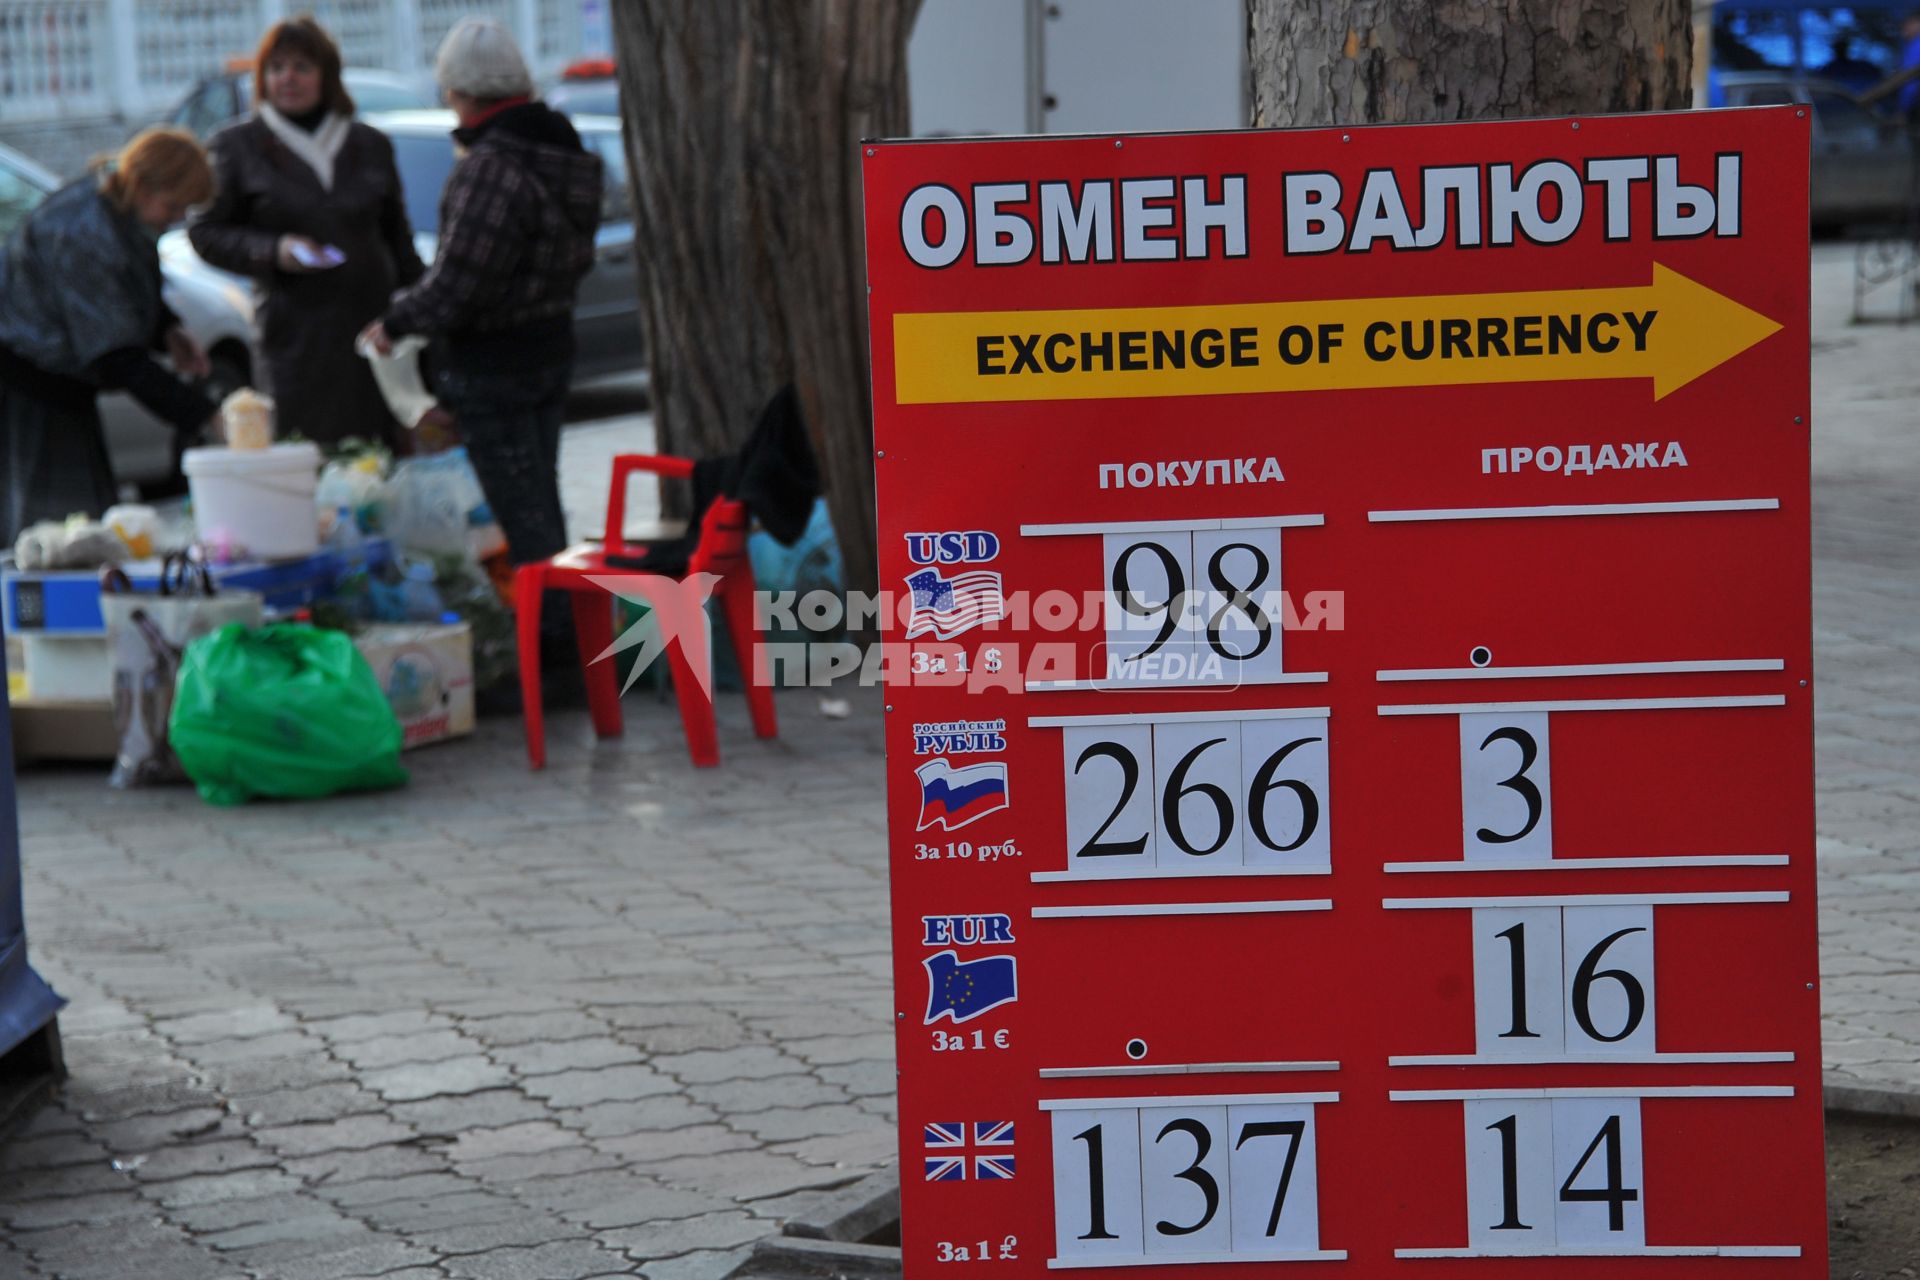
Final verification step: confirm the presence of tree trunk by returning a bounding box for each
[1248,0,1692,127]
[612,2,919,603]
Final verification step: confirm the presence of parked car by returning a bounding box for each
[0,142,255,494]
[367,109,644,381]
[545,58,620,118]
[164,66,437,139]
[1717,72,1912,228]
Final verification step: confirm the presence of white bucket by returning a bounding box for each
[183,442,323,560]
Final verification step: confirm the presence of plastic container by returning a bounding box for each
[184,442,322,561]
[325,506,364,553]
[101,504,158,558]
[220,388,275,450]
[316,458,389,534]
[400,560,444,622]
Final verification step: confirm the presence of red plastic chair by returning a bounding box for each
[513,454,777,769]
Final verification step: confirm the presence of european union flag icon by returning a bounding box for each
[923,950,1017,1024]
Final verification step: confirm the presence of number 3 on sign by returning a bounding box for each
[1460,712,1553,861]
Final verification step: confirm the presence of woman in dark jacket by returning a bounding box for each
[0,128,222,545]
[361,17,601,571]
[189,16,424,449]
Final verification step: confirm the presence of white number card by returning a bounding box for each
[1471,905,1657,1057]
[1464,1098,1646,1251]
[1460,711,1553,861]
[1050,1095,1330,1265]
[1057,714,1331,878]
[1103,533,1202,687]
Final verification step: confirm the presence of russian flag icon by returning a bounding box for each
[915,758,1009,831]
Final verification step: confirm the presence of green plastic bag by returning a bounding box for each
[169,623,408,806]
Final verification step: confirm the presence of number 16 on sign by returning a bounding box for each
[1472,905,1657,1056]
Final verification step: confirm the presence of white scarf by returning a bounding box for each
[259,104,351,191]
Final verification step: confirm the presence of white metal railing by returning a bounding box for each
[0,0,595,125]
[0,1,115,118]
[134,0,258,99]
[305,0,402,70]
[535,0,581,66]
[420,0,514,73]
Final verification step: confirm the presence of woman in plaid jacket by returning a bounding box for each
[361,17,603,571]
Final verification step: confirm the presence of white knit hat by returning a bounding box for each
[434,17,534,100]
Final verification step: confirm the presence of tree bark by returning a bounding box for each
[612,2,919,602]
[1248,0,1692,127]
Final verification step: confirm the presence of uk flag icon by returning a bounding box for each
[924,1120,1016,1181]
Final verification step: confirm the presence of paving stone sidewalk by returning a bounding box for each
[0,247,1916,1280]
[6,686,894,1280]
[1809,245,1920,1111]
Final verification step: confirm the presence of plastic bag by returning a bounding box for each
[434,555,516,690]
[361,333,438,431]
[102,560,263,788]
[316,456,390,534]
[13,516,128,570]
[385,447,490,557]
[169,623,408,806]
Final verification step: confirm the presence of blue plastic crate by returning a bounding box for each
[1,539,392,635]
[1,571,104,635]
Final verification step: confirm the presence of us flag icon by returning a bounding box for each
[924,1120,1016,1181]
[904,566,1005,640]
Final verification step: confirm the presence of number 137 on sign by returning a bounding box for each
[1049,1099,1328,1263]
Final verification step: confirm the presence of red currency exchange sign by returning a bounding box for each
[864,107,1820,1278]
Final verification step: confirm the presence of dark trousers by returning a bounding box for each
[434,359,571,568]
[436,357,579,672]
[2,379,116,547]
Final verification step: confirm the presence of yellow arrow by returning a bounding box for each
[890,264,1781,405]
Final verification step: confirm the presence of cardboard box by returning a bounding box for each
[11,699,117,764]
[353,622,474,750]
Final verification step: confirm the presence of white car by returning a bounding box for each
[0,141,257,492]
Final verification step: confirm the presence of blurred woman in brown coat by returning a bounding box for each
[189,17,424,449]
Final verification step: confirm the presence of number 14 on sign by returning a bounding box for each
[1468,1099,1645,1249]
